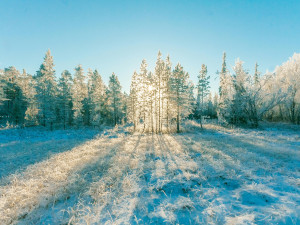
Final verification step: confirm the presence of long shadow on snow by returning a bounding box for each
[0,128,102,182]
[177,131,296,192]
[201,127,300,165]
[16,133,130,224]
[180,129,300,178]
[95,134,144,224]
[131,134,197,224]
[174,132,299,224]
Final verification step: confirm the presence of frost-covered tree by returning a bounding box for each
[147,72,156,133]
[154,51,164,132]
[19,70,38,126]
[254,62,260,86]
[87,69,107,126]
[169,63,193,132]
[206,92,215,118]
[213,92,218,114]
[129,54,193,133]
[163,55,172,131]
[186,80,195,118]
[129,71,139,131]
[35,50,57,128]
[249,70,284,126]
[230,59,249,125]
[197,64,210,127]
[1,67,27,125]
[0,69,5,105]
[139,60,150,131]
[58,70,73,129]
[218,52,232,123]
[72,65,88,126]
[274,53,300,123]
[107,73,123,126]
[121,91,129,124]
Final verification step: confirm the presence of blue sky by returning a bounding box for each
[1,0,299,93]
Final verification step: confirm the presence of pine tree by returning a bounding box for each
[246,63,261,127]
[35,49,57,129]
[218,52,232,124]
[254,62,260,86]
[212,92,218,118]
[72,65,87,126]
[3,67,27,125]
[58,70,73,129]
[19,69,38,126]
[206,92,214,118]
[147,72,155,133]
[141,60,150,131]
[219,52,227,99]
[87,69,107,126]
[169,63,192,133]
[186,80,195,119]
[164,55,172,131]
[230,58,248,125]
[0,69,6,105]
[107,73,123,126]
[129,71,139,131]
[197,64,210,127]
[154,51,164,132]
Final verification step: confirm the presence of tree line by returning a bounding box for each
[0,50,126,130]
[0,50,299,132]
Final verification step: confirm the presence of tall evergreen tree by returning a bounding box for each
[35,49,57,128]
[218,52,232,123]
[87,69,107,126]
[58,70,73,129]
[139,60,149,131]
[169,63,192,133]
[197,64,210,127]
[0,69,6,105]
[19,70,38,126]
[230,59,248,125]
[164,55,172,131]
[212,92,219,118]
[107,73,123,126]
[129,71,139,131]
[219,52,227,99]
[2,67,27,125]
[206,92,214,118]
[72,65,88,126]
[154,51,164,132]
[254,62,260,86]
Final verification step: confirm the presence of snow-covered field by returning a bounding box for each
[0,123,299,224]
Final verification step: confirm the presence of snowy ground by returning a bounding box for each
[0,122,299,224]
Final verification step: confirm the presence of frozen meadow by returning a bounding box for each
[0,122,299,225]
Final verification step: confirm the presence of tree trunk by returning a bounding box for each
[177,107,180,133]
[177,89,180,133]
[166,93,169,132]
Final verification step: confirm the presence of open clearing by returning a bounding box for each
[0,123,299,224]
